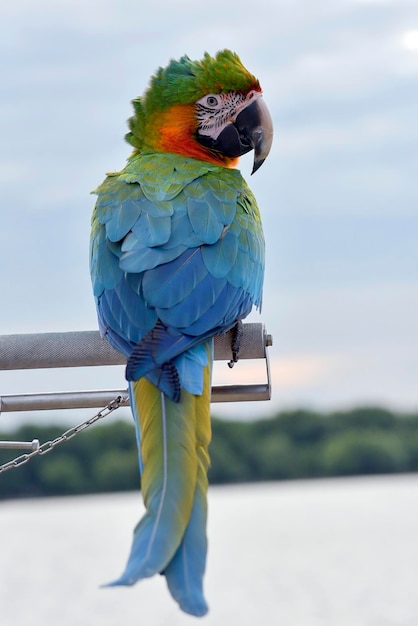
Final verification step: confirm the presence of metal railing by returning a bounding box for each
[0,323,272,412]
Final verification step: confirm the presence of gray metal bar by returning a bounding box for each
[0,390,130,412]
[211,384,271,403]
[0,323,272,413]
[0,439,40,451]
[0,380,271,413]
[0,324,270,371]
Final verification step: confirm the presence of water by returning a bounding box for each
[1,475,418,626]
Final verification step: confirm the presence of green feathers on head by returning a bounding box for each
[146,49,259,108]
[126,49,260,150]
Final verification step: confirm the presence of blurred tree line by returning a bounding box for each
[1,406,418,499]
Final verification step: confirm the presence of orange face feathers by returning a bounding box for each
[145,104,238,167]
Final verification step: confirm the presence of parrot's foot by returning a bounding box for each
[227,320,243,368]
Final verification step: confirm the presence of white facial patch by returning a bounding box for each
[196,90,260,140]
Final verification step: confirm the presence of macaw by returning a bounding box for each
[90,49,272,617]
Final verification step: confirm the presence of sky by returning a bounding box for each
[0,0,417,428]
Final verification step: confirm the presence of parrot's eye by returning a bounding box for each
[197,95,221,109]
[206,96,219,107]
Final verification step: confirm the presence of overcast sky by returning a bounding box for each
[0,0,417,427]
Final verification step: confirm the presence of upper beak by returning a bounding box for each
[234,96,274,174]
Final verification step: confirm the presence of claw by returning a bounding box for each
[227,320,243,369]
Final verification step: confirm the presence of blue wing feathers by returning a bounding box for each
[91,153,265,394]
[157,273,227,329]
[187,197,224,244]
[120,243,188,274]
[142,248,206,309]
[90,237,123,297]
[104,198,143,242]
[132,213,172,247]
[138,196,174,217]
[163,211,201,250]
[114,280,157,332]
[201,231,238,279]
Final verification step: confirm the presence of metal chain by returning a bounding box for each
[0,395,128,475]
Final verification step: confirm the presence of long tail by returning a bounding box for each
[106,347,212,617]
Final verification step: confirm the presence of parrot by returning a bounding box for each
[89,49,273,617]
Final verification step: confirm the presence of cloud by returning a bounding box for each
[401,29,418,51]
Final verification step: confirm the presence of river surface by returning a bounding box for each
[1,475,418,626]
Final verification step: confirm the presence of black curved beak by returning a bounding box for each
[197,96,273,174]
[235,97,273,174]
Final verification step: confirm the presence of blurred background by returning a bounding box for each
[1,0,417,424]
[1,1,418,624]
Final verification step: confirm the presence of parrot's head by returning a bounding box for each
[126,50,273,173]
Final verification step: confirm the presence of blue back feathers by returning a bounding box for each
[90,153,264,398]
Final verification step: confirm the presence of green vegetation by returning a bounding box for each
[1,407,418,499]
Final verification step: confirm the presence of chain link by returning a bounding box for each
[0,395,128,475]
